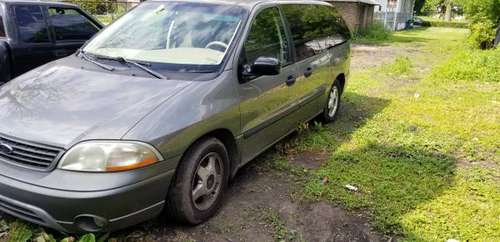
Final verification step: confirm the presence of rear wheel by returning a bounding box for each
[322,81,342,123]
[166,137,229,224]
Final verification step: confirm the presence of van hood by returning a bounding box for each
[0,61,192,148]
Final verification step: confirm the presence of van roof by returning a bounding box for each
[150,0,332,9]
[0,0,332,10]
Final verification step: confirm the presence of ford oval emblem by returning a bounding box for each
[0,143,14,155]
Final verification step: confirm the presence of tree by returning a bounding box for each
[444,1,452,21]
[455,0,500,24]
[423,0,459,21]
[455,0,500,49]
[68,0,117,15]
[414,0,426,15]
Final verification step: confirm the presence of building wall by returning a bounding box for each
[331,2,359,31]
[375,0,415,13]
[374,0,415,30]
[330,2,375,32]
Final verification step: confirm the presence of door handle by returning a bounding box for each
[286,75,296,86]
[304,67,313,78]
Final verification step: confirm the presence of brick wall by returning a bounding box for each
[329,2,375,32]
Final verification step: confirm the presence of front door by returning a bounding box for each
[237,6,296,162]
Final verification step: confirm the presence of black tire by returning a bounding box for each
[322,81,342,123]
[166,137,230,224]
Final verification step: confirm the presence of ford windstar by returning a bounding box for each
[0,0,351,233]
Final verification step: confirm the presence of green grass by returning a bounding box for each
[416,16,469,28]
[381,56,413,76]
[353,22,392,44]
[431,48,500,83]
[1,28,498,242]
[291,27,500,241]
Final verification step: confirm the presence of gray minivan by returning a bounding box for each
[0,0,350,233]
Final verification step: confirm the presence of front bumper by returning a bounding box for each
[0,165,175,233]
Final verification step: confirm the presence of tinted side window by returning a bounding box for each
[281,5,317,61]
[48,7,99,41]
[282,4,351,61]
[14,5,50,43]
[316,5,351,50]
[241,7,290,78]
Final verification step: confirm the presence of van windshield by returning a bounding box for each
[84,2,246,71]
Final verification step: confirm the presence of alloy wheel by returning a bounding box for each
[191,152,224,211]
[327,86,340,118]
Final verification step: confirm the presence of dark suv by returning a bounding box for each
[0,0,103,84]
[0,0,351,234]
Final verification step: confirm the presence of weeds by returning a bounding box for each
[264,210,303,242]
[353,22,392,44]
[381,56,413,76]
[430,48,500,83]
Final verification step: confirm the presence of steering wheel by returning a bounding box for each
[205,41,229,52]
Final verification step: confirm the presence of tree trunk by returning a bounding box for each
[445,2,452,21]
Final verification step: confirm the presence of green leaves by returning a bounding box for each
[77,234,95,242]
[7,222,32,242]
[33,232,56,242]
[60,233,110,242]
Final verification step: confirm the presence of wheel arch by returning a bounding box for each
[179,128,240,179]
[335,73,346,94]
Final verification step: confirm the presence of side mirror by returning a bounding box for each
[245,57,281,76]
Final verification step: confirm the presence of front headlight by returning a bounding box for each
[58,141,164,172]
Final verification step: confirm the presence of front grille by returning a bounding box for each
[0,134,64,170]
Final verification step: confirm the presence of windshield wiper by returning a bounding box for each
[96,56,167,79]
[79,51,115,72]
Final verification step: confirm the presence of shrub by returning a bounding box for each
[468,22,496,49]
[354,22,392,41]
[455,0,500,49]
[431,48,500,82]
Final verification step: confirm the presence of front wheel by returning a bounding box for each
[322,81,342,123]
[166,137,229,224]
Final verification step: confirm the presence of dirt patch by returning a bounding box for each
[288,150,330,169]
[111,157,383,242]
[279,201,382,242]
[351,44,421,71]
